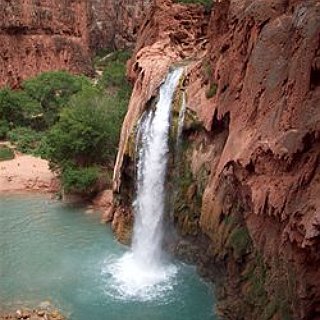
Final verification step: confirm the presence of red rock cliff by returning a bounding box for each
[0,0,92,87]
[0,0,151,87]
[196,1,320,318]
[113,0,320,318]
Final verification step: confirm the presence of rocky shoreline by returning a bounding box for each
[0,302,65,320]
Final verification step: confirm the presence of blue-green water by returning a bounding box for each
[0,194,215,320]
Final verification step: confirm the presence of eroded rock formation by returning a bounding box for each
[0,0,151,87]
[113,0,320,318]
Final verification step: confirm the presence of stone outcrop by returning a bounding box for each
[0,0,151,88]
[113,0,320,318]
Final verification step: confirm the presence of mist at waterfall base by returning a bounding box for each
[0,195,215,320]
[105,68,186,301]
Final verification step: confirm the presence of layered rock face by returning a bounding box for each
[89,0,152,50]
[113,0,320,318]
[0,0,92,87]
[0,0,151,87]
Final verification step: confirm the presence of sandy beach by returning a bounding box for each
[0,152,59,193]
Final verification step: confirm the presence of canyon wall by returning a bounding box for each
[89,0,152,50]
[0,0,151,87]
[0,0,92,87]
[113,0,320,319]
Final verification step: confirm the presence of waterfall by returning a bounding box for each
[106,68,184,301]
[132,68,183,266]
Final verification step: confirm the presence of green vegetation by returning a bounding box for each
[0,50,132,195]
[228,226,252,258]
[22,71,91,129]
[62,166,100,194]
[174,0,213,10]
[44,89,125,168]
[0,120,9,139]
[0,145,14,161]
[202,59,217,99]
[7,127,43,154]
[206,83,217,99]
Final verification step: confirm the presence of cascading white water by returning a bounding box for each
[132,68,184,265]
[105,68,184,301]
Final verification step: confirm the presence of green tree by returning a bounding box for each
[22,71,91,128]
[62,166,100,194]
[45,87,124,169]
[0,88,39,128]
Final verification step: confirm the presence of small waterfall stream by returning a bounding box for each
[107,68,184,300]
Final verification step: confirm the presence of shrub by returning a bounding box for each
[0,146,15,161]
[174,0,213,10]
[62,165,100,194]
[0,88,40,127]
[0,120,9,139]
[228,226,252,258]
[99,51,131,90]
[22,71,91,128]
[95,50,131,69]
[206,83,217,99]
[7,127,43,154]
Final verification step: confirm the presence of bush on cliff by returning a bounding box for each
[174,0,213,10]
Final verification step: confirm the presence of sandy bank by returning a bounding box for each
[0,153,59,193]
